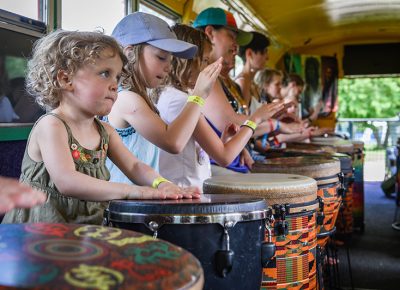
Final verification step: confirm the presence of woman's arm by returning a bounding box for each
[194,116,253,167]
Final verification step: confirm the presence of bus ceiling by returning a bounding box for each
[160,0,400,76]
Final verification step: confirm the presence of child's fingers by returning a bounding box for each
[209,64,222,80]
[204,57,223,74]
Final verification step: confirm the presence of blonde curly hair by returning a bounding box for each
[26,30,128,110]
[168,24,210,93]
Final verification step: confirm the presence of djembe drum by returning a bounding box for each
[105,194,269,290]
[252,156,342,248]
[288,138,356,236]
[203,174,318,290]
[0,223,203,289]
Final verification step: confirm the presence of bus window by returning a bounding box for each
[0,27,45,123]
[61,0,125,34]
[139,1,179,26]
[1,0,39,21]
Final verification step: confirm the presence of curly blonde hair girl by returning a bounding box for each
[26,30,128,110]
[168,24,210,93]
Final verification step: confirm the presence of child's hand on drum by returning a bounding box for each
[180,186,202,199]
[158,182,201,199]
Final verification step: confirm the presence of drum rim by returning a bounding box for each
[105,209,267,227]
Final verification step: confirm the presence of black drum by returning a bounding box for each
[104,194,268,290]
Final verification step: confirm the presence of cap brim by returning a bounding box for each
[147,39,198,59]
[236,30,253,46]
[225,27,253,46]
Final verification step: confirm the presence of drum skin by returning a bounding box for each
[106,194,267,290]
[252,157,342,248]
[287,137,354,155]
[203,173,318,290]
[0,223,203,290]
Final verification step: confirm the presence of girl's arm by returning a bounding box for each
[110,59,222,154]
[194,100,284,166]
[194,116,253,167]
[36,117,187,201]
[105,122,200,199]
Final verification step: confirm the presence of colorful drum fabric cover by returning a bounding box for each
[203,173,318,290]
[0,223,203,290]
[333,153,355,235]
[252,156,342,248]
[106,195,268,290]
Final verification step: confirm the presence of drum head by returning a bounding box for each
[287,142,337,154]
[252,156,340,184]
[203,173,317,205]
[310,137,354,154]
[0,223,203,289]
[108,194,267,215]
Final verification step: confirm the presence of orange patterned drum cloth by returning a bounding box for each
[252,156,342,248]
[203,173,319,290]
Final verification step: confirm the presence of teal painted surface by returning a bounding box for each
[0,125,32,141]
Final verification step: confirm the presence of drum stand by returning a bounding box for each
[392,142,400,231]
[320,207,354,290]
[391,175,400,231]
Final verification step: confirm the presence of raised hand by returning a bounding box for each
[192,57,223,99]
[252,101,285,123]
[221,123,240,143]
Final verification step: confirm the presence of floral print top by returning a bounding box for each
[2,113,110,225]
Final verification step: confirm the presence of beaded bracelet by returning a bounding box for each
[241,120,257,133]
[152,177,171,189]
[187,95,205,107]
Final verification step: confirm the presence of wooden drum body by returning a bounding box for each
[0,223,203,290]
[105,195,268,290]
[252,156,342,248]
[203,173,318,290]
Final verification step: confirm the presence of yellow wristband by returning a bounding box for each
[241,120,257,132]
[152,177,170,189]
[187,95,205,107]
